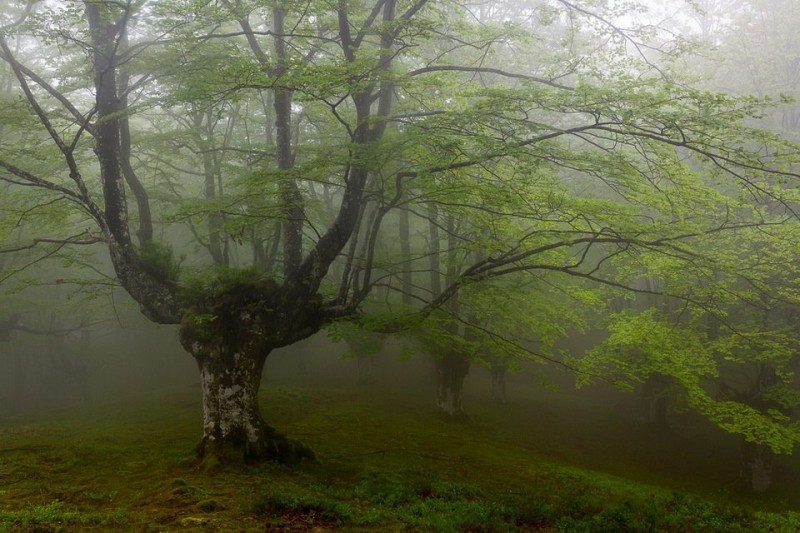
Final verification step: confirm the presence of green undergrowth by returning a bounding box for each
[0,385,798,532]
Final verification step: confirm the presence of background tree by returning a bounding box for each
[577,216,800,492]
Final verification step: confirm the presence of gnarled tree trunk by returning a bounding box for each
[179,281,319,463]
[188,341,312,462]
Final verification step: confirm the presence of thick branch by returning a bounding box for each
[272,5,304,275]
[118,38,153,245]
[85,2,131,248]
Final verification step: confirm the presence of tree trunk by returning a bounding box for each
[357,356,373,385]
[272,6,304,276]
[641,373,672,430]
[85,3,180,324]
[196,349,272,459]
[435,352,470,420]
[490,364,508,405]
[0,314,20,341]
[194,109,229,267]
[182,334,314,464]
[178,281,320,464]
[399,207,412,305]
[9,351,26,415]
[740,441,773,493]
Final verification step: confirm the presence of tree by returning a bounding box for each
[1,0,799,465]
[577,218,800,491]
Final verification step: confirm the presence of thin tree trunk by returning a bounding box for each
[272,6,304,276]
[491,364,508,405]
[740,441,773,493]
[84,2,179,323]
[10,351,26,415]
[86,4,131,249]
[427,206,471,419]
[641,373,671,430]
[428,204,441,296]
[399,207,412,305]
[118,29,153,246]
[193,110,228,266]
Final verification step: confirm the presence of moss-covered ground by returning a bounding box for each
[0,376,799,532]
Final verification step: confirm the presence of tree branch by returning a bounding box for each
[407,65,574,91]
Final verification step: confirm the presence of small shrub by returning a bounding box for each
[405,499,511,532]
[139,241,181,284]
[197,499,224,512]
[252,492,351,526]
[591,501,655,532]
[354,473,417,506]
[428,480,478,500]
[0,500,116,532]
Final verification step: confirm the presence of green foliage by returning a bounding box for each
[327,319,386,359]
[138,240,181,285]
[579,307,800,454]
[0,500,129,532]
[178,266,279,317]
[550,491,756,533]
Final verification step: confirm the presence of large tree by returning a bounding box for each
[1,0,799,464]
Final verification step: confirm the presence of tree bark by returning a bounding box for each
[85,3,131,249]
[435,352,470,420]
[180,328,315,463]
[118,29,153,246]
[740,441,773,493]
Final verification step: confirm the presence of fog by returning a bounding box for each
[0,297,607,415]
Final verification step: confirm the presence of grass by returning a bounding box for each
[0,378,799,532]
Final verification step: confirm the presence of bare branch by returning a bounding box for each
[0,159,83,201]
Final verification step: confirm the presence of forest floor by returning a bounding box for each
[0,369,799,532]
